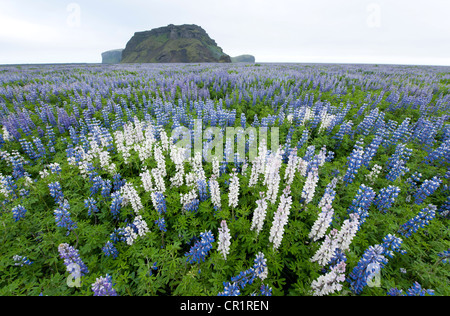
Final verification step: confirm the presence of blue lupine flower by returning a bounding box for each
[405,282,434,296]
[348,244,388,295]
[155,217,167,232]
[84,197,99,216]
[13,255,33,266]
[152,191,167,215]
[48,181,64,205]
[347,184,376,226]
[197,179,209,202]
[413,176,441,205]
[343,139,365,185]
[54,199,77,235]
[374,185,400,213]
[91,274,118,296]
[399,204,437,238]
[381,234,406,258]
[185,230,215,264]
[218,282,240,296]
[102,241,119,259]
[12,205,27,222]
[58,243,89,277]
[110,191,123,219]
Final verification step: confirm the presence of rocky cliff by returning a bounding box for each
[101,49,124,64]
[120,24,231,63]
[231,55,256,63]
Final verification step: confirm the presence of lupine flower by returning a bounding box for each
[217,220,231,260]
[218,282,240,296]
[48,181,64,205]
[209,175,221,211]
[263,148,282,204]
[250,192,268,236]
[220,252,268,295]
[311,261,346,296]
[58,243,89,277]
[151,191,167,215]
[301,166,319,204]
[54,199,77,235]
[398,204,437,238]
[120,182,143,214]
[102,239,119,258]
[185,230,215,264]
[12,204,27,222]
[348,244,388,295]
[110,191,123,218]
[228,169,240,209]
[347,184,376,227]
[387,282,434,296]
[269,186,292,250]
[310,186,336,241]
[343,139,364,184]
[13,255,33,266]
[155,217,167,232]
[84,197,99,216]
[91,274,118,296]
[374,185,400,213]
[413,176,441,205]
[197,179,209,202]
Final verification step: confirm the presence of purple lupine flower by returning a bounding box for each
[91,274,118,296]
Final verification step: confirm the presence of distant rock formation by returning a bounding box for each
[101,49,124,64]
[120,24,231,63]
[231,55,256,63]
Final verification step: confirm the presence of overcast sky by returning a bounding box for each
[1,0,449,66]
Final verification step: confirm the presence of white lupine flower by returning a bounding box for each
[133,215,149,237]
[133,117,144,143]
[209,175,221,210]
[153,144,166,178]
[180,188,198,211]
[212,157,220,178]
[2,126,11,141]
[311,214,360,266]
[98,150,111,170]
[264,147,283,204]
[190,151,206,181]
[228,169,240,209]
[250,192,268,236]
[297,157,308,177]
[311,261,346,296]
[334,213,360,252]
[159,128,169,153]
[169,144,185,188]
[365,164,382,184]
[140,168,154,192]
[124,226,137,246]
[151,168,166,193]
[218,220,231,260]
[311,229,338,266]
[284,152,298,185]
[301,167,319,204]
[309,202,334,242]
[249,139,267,187]
[120,182,143,214]
[269,186,293,250]
[124,122,136,147]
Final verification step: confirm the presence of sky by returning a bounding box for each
[1,0,450,66]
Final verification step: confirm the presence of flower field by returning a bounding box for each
[0,62,449,296]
